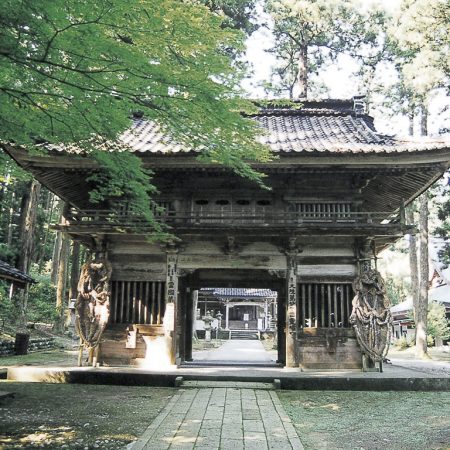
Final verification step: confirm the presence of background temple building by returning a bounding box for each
[196,287,277,338]
[5,98,450,370]
[391,237,450,343]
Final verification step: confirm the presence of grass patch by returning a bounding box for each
[0,382,176,449]
[278,391,450,450]
[192,339,224,351]
[0,349,78,369]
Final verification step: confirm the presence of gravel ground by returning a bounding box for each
[387,347,450,376]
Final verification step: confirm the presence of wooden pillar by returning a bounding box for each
[164,247,179,365]
[277,282,286,365]
[285,252,298,367]
[178,280,186,364]
[184,288,194,362]
[225,302,230,329]
[264,300,269,331]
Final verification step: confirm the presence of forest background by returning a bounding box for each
[0,0,449,355]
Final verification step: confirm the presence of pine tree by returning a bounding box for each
[265,0,387,99]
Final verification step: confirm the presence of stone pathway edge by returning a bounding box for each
[129,388,305,450]
[130,392,183,450]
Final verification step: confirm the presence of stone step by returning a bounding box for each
[230,330,259,340]
[177,378,280,390]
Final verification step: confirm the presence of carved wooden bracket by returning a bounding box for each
[178,268,196,277]
[161,240,185,255]
[282,236,303,259]
[223,235,241,255]
[268,269,286,279]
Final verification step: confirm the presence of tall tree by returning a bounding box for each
[265,0,387,99]
[386,0,449,135]
[54,204,71,333]
[416,194,429,357]
[406,207,419,317]
[14,180,41,329]
[50,201,64,285]
[435,172,450,266]
[0,151,32,263]
[55,236,70,333]
[391,0,449,95]
[69,241,81,300]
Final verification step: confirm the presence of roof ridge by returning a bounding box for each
[249,97,366,117]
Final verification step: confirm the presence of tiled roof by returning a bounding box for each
[119,99,450,155]
[429,284,450,304]
[390,298,413,314]
[0,260,35,285]
[200,288,277,298]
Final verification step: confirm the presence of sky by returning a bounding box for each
[241,0,449,137]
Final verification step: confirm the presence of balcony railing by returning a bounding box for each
[62,208,405,230]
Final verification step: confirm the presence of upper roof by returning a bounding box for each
[0,260,35,286]
[120,98,450,155]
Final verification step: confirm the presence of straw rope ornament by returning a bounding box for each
[350,269,392,362]
[75,256,112,365]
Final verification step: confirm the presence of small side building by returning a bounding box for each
[391,237,450,344]
[0,260,35,299]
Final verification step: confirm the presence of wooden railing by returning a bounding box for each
[64,208,404,229]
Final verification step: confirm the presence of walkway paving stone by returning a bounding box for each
[130,387,304,450]
[192,339,276,363]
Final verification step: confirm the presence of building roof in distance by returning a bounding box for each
[200,287,277,298]
[429,237,450,285]
[0,260,35,286]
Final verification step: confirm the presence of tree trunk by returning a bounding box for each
[415,194,429,358]
[296,44,308,100]
[408,110,414,136]
[54,204,70,333]
[51,200,63,284]
[37,192,56,272]
[420,103,428,136]
[51,232,62,284]
[6,190,16,247]
[69,241,81,300]
[406,207,419,318]
[15,180,41,330]
[54,234,70,333]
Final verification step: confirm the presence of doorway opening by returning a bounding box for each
[189,287,279,365]
[178,269,286,367]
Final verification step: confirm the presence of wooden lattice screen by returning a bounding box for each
[290,202,352,219]
[110,281,166,325]
[298,283,354,329]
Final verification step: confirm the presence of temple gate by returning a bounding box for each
[4,98,449,371]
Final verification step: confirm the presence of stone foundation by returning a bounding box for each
[0,337,57,356]
[296,328,362,370]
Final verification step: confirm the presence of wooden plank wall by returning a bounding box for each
[298,283,353,328]
[110,281,166,325]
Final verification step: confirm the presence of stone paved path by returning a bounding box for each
[192,339,276,363]
[130,388,304,450]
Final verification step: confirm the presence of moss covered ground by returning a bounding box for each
[0,382,175,449]
[279,390,450,450]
